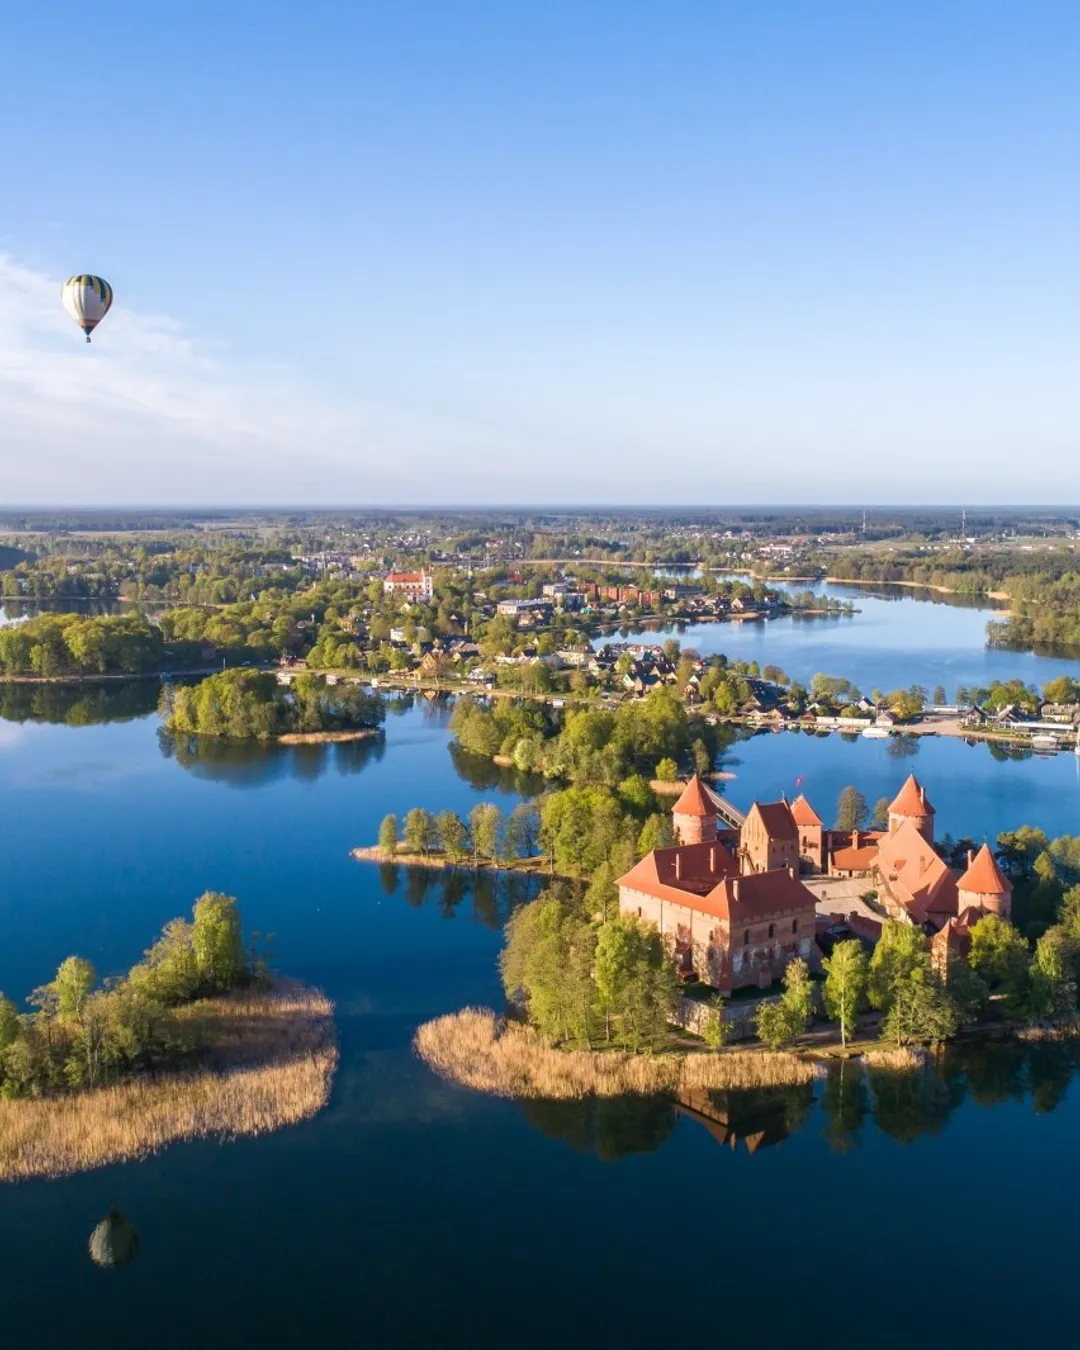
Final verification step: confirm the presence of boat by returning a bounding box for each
[862,726,890,739]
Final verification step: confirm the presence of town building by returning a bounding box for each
[383,570,434,602]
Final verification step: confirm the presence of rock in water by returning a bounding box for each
[88,1211,139,1268]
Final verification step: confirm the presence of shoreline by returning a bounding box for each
[277,727,382,745]
[352,845,554,876]
[0,979,338,1184]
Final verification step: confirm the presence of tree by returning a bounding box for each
[378,813,398,856]
[968,913,1030,1014]
[436,810,468,860]
[692,738,713,776]
[869,922,930,1010]
[869,797,891,831]
[191,892,245,992]
[505,802,541,858]
[754,958,814,1049]
[655,757,678,783]
[882,966,958,1046]
[835,785,869,832]
[469,802,503,863]
[702,1006,731,1049]
[594,914,677,1049]
[402,807,435,855]
[0,994,19,1051]
[1029,926,1078,1023]
[933,684,947,706]
[500,894,598,1046]
[52,956,97,1022]
[585,860,618,922]
[822,939,869,1046]
[637,812,674,857]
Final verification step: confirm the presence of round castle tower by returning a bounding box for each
[888,773,935,843]
[671,774,717,845]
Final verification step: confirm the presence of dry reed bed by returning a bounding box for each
[414,1008,816,1100]
[0,979,337,1183]
[860,1046,926,1070]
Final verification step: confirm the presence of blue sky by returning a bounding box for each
[2,1,1079,505]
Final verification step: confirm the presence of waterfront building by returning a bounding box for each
[618,769,1009,995]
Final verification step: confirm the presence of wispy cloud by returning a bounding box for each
[0,253,372,502]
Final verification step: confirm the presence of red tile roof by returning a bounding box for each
[617,840,739,906]
[831,844,880,872]
[671,774,717,818]
[957,844,1012,897]
[889,773,935,818]
[748,800,798,841]
[790,794,823,827]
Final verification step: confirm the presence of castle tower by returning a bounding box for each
[671,774,718,845]
[956,844,1013,919]
[790,793,824,872]
[888,773,935,844]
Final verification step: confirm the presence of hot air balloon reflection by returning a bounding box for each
[61,275,114,343]
[88,1211,139,1268]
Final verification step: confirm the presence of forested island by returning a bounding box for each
[0,892,337,1181]
[161,669,385,741]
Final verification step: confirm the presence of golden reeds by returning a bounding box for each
[861,1046,926,1069]
[0,980,337,1183]
[413,1007,815,1100]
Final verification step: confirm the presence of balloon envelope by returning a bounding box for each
[62,275,113,341]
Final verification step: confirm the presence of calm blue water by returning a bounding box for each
[4,617,1080,1345]
[605,582,1080,695]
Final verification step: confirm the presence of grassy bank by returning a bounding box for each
[413,1008,817,1099]
[0,979,337,1183]
[352,845,554,875]
[277,727,382,745]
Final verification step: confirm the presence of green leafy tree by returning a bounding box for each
[594,914,677,1049]
[968,913,1030,1015]
[436,810,468,860]
[469,802,503,863]
[1028,926,1078,1024]
[585,860,618,922]
[702,1006,731,1049]
[637,812,674,857]
[835,786,869,832]
[0,994,19,1051]
[192,892,245,992]
[822,939,869,1046]
[869,922,930,1010]
[655,757,678,783]
[403,807,435,855]
[882,966,958,1046]
[869,797,891,831]
[378,813,398,856]
[53,957,97,1022]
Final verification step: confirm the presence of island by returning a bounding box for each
[161,669,386,742]
[0,892,337,1182]
[412,770,1080,1104]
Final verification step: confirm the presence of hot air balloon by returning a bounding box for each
[61,275,113,343]
[88,1210,139,1268]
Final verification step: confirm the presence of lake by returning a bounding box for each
[603,580,1080,695]
[4,596,1080,1347]
[3,697,1080,1348]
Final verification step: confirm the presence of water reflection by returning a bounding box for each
[159,729,387,787]
[88,1211,140,1268]
[377,859,542,930]
[447,742,547,796]
[512,1041,1080,1161]
[0,681,160,726]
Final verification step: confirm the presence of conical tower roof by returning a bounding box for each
[672,774,717,818]
[889,773,935,818]
[957,843,1011,896]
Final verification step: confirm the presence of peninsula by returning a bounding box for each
[0,892,338,1182]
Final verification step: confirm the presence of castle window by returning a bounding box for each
[768,923,775,938]
[792,919,798,933]
[743,930,750,946]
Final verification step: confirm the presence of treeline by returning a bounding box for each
[0,681,159,726]
[0,893,256,1098]
[451,686,721,782]
[0,612,170,676]
[162,670,385,740]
